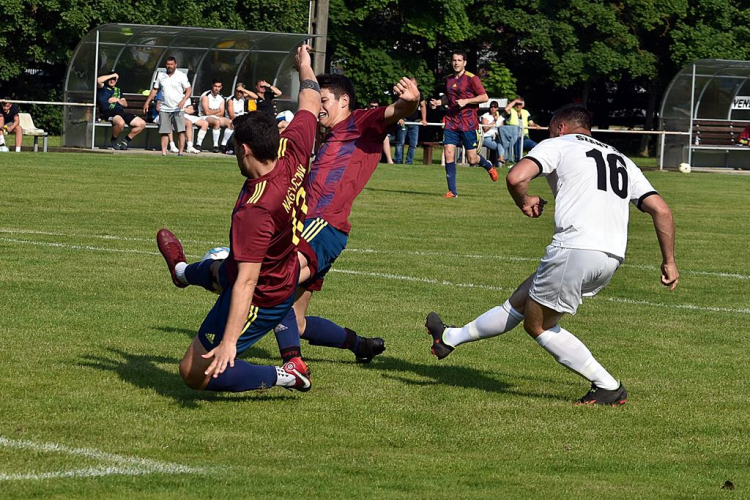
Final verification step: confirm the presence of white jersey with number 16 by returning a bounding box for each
[526,134,657,259]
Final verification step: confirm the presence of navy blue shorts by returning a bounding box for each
[443,128,480,150]
[198,264,297,354]
[297,217,348,292]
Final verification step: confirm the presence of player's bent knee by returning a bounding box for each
[179,359,207,390]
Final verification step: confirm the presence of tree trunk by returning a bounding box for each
[640,80,659,157]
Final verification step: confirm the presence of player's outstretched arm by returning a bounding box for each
[506,158,547,218]
[294,44,320,117]
[641,194,679,290]
[385,77,420,125]
[202,261,261,378]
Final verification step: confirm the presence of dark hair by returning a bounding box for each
[451,50,467,61]
[368,97,380,105]
[232,112,279,163]
[551,103,593,131]
[489,100,499,108]
[212,77,222,85]
[317,74,357,110]
[166,56,177,63]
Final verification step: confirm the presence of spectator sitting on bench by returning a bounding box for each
[96,72,146,150]
[199,78,233,153]
[0,99,23,152]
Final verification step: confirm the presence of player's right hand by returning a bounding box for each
[202,341,237,379]
[521,196,546,218]
[294,44,312,70]
[661,262,679,291]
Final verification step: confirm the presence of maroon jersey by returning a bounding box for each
[444,71,486,132]
[306,107,388,234]
[225,110,316,307]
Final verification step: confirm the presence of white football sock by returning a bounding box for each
[187,141,194,148]
[174,262,188,284]
[274,366,296,387]
[197,129,207,146]
[535,325,619,390]
[443,300,523,347]
[15,146,21,152]
[212,129,220,146]
[169,141,176,149]
[221,129,234,146]
[0,136,5,145]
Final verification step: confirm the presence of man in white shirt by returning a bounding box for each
[425,104,679,406]
[143,56,191,156]
[199,78,233,153]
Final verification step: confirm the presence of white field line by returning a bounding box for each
[2,227,748,281]
[0,436,203,481]
[1,233,748,315]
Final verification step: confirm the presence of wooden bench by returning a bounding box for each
[421,141,442,165]
[692,120,749,148]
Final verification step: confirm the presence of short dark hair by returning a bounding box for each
[212,77,222,85]
[166,56,177,63]
[317,74,357,110]
[551,103,593,131]
[232,112,279,163]
[451,50,467,61]
[489,100,499,108]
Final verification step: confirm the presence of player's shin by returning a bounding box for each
[274,309,302,362]
[445,162,457,195]
[443,300,523,347]
[535,325,619,390]
[301,316,355,350]
[183,260,221,292]
[205,361,277,392]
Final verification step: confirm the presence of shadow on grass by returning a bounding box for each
[362,186,441,197]
[79,347,288,409]
[355,355,570,402]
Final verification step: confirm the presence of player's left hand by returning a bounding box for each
[393,77,419,102]
[294,44,312,70]
[661,261,679,291]
[202,341,237,378]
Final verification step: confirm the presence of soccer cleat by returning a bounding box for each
[575,382,628,406]
[282,357,312,392]
[442,191,457,199]
[156,228,187,288]
[169,144,179,153]
[225,148,234,155]
[212,146,220,153]
[219,145,227,154]
[488,166,499,182]
[110,140,122,150]
[355,337,386,363]
[177,152,185,157]
[425,312,455,360]
[186,146,200,154]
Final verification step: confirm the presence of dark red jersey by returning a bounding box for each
[306,107,388,234]
[444,71,486,132]
[225,110,316,307]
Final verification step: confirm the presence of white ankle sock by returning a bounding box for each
[175,262,188,284]
[443,300,523,347]
[535,325,619,390]
[187,141,194,148]
[15,146,20,152]
[274,366,295,387]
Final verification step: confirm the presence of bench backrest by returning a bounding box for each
[692,120,750,145]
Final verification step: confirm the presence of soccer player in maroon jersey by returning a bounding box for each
[156,45,321,393]
[430,50,497,198]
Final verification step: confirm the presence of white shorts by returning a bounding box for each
[529,245,622,315]
[185,114,201,124]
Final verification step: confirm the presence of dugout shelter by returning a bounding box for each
[660,59,750,170]
[63,23,320,149]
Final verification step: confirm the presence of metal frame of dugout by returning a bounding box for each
[659,59,750,170]
[63,23,321,150]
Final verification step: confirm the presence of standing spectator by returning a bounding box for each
[394,77,427,164]
[430,50,497,198]
[199,78,233,153]
[505,97,540,160]
[367,98,394,164]
[0,99,24,152]
[96,72,146,150]
[254,79,282,117]
[143,57,191,156]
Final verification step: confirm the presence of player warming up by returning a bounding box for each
[424,104,679,405]
[156,44,320,393]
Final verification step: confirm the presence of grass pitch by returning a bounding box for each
[0,152,748,499]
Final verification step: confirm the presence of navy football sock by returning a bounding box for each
[275,309,302,362]
[474,155,493,171]
[445,162,457,195]
[184,260,218,292]
[205,360,276,392]
[302,316,360,353]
